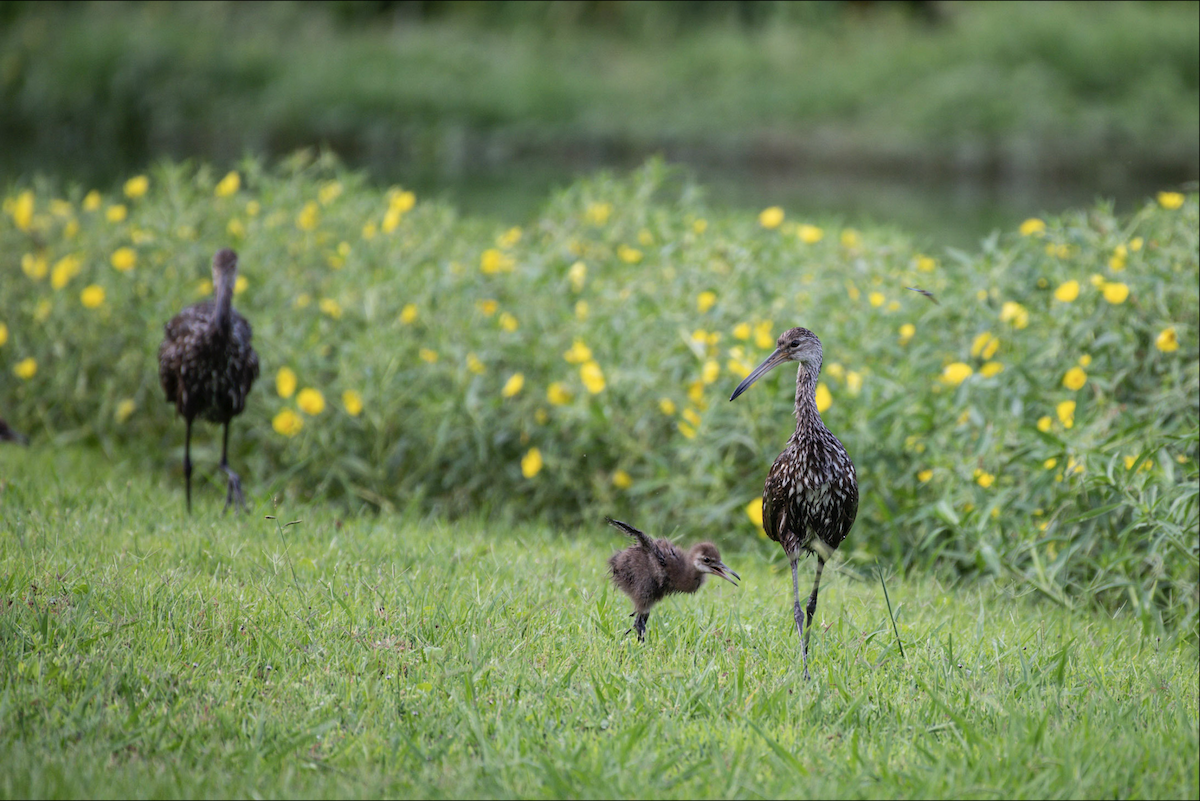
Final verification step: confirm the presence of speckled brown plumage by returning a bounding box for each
[0,418,28,445]
[158,248,259,513]
[730,326,858,679]
[606,517,739,642]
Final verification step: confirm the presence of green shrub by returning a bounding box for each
[2,156,1196,629]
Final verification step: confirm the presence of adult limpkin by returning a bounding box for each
[607,517,740,642]
[158,248,259,513]
[730,327,858,680]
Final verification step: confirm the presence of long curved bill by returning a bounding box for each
[712,562,741,586]
[729,347,790,401]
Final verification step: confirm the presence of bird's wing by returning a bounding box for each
[761,468,789,546]
[606,517,667,567]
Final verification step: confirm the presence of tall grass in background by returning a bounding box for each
[1,155,1196,631]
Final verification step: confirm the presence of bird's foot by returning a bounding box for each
[222,468,246,513]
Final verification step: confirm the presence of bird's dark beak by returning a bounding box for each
[730,347,790,401]
[712,562,740,586]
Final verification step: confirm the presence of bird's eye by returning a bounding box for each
[789,339,800,348]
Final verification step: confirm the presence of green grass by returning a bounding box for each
[0,446,1196,798]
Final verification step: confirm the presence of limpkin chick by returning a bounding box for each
[158,248,259,513]
[606,517,740,643]
[730,327,858,680]
[0,418,29,446]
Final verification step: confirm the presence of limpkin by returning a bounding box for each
[0,418,28,445]
[730,327,858,680]
[606,517,740,642]
[158,248,259,513]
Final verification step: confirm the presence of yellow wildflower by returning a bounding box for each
[677,422,697,439]
[971,332,994,358]
[105,204,127,223]
[697,291,717,313]
[51,255,82,289]
[1130,237,1143,252]
[319,298,342,319]
[0,322,6,347]
[123,175,149,199]
[294,293,311,309]
[388,188,416,213]
[759,206,784,229]
[586,202,612,225]
[80,285,105,308]
[1109,244,1127,271]
[1057,400,1076,428]
[693,218,708,234]
[318,181,343,206]
[501,373,525,398]
[13,357,37,379]
[564,340,593,364]
[899,323,916,345]
[10,190,34,230]
[701,360,720,385]
[942,362,973,386]
[466,353,485,375]
[1042,458,1056,469]
[868,292,885,308]
[21,253,48,280]
[917,469,933,483]
[1019,218,1045,236]
[826,362,845,382]
[680,408,701,427]
[342,390,363,416]
[1062,367,1087,391]
[575,300,589,321]
[234,276,247,295]
[1102,282,1129,304]
[215,171,240,197]
[581,361,606,394]
[568,261,587,292]
[481,248,515,274]
[276,367,297,398]
[659,398,676,416]
[746,497,764,529]
[1089,273,1107,289]
[499,312,518,332]
[797,224,823,244]
[973,469,995,488]
[297,388,325,415]
[1037,415,1052,432]
[1054,280,1080,302]
[547,382,572,405]
[400,304,418,324]
[916,255,936,272]
[521,447,543,478]
[419,348,438,364]
[754,321,775,349]
[727,358,752,379]
[845,372,863,395]
[733,322,751,340]
[999,301,1029,329]
[81,190,101,212]
[617,245,643,264]
[272,408,303,437]
[476,299,498,316]
[1079,354,1092,367]
[612,470,632,489]
[1157,191,1184,210]
[840,229,860,248]
[815,382,832,413]
[296,202,319,231]
[980,361,1004,377]
[115,399,136,423]
[1155,327,1178,353]
[111,247,137,272]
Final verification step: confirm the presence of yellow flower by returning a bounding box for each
[21,253,48,280]
[916,255,936,272]
[547,382,572,405]
[999,301,1029,329]
[613,470,633,489]
[701,360,720,385]
[564,340,593,364]
[272,408,303,437]
[400,304,418,324]
[1155,327,1178,353]
[617,245,643,264]
[899,323,916,345]
[1089,273,1107,289]
[1062,367,1087,391]
[942,362,973,386]
[1019,218,1045,236]
[759,206,784,229]
[845,372,863,395]
[677,422,697,439]
[815,382,832,413]
[275,367,298,398]
[693,218,708,234]
[9,190,34,231]
[123,175,148,199]
[585,202,612,225]
[581,361,606,394]
[826,362,845,382]
[754,321,775,350]
[343,390,363,416]
[1037,415,1052,432]
[980,361,1004,377]
[917,469,933,483]
[868,292,884,308]
[659,398,676,416]
[1109,244,1127,271]
[745,497,764,529]
[521,447,543,478]
[294,293,311,309]
[319,298,342,319]
[973,469,995,488]
[13,357,37,379]
[568,261,587,292]
[733,322,751,340]
[1130,237,1143,252]
[419,348,439,364]
[234,276,247,295]
[296,202,319,231]
[1079,354,1092,367]
[51,255,82,289]
[496,226,522,248]
[575,300,589,321]
[80,285,105,308]
[727,358,752,379]
[1102,282,1129,304]
[466,353,485,375]
[697,291,717,313]
[110,247,136,272]
[1157,191,1184,210]
[115,398,136,423]
[476,299,498,316]
[1054,280,1080,302]
[0,322,6,347]
[682,407,702,427]
[970,332,992,358]
[295,388,325,416]
[106,204,127,223]
[388,188,416,213]
[215,171,240,197]
[499,312,518,332]
[1041,458,1056,470]
[1057,400,1076,428]
[81,190,101,212]
[501,373,525,398]
[840,229,860,248]
[797,224,823,244]
[481,248,515,274]
[318,181,343,206]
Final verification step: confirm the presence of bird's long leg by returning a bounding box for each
[633,612,649,643]
[791,557,810,681]
[219,421,245,513]
[183,417,193,515]
[804,557,826,662]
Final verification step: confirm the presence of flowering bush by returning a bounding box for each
[1,157,1196,625]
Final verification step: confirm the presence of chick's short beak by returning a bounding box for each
[730,347,791,401]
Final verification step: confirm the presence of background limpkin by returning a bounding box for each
[730,326,858,680]
[158,248,259,513]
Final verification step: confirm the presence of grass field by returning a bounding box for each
[1,446,1196,798]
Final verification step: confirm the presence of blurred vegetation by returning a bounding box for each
[0,1,1196,189]
[1,157,1197,631]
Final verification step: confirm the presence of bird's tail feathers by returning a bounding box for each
[605,517,656,550]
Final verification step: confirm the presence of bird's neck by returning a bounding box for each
[671,552,706,594]
[791,362,824,441]
[211,274,234,334]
